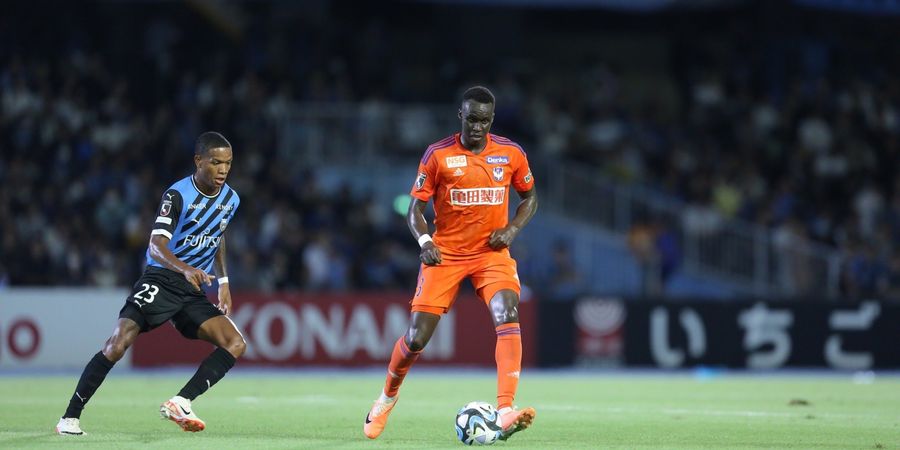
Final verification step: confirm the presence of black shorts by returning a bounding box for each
[118,266,223,339]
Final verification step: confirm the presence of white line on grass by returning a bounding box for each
[537,404,884,420]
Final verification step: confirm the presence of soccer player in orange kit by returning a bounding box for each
[364,86,538,441]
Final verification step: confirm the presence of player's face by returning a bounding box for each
[459,100,494,148]
[195,147,233,188]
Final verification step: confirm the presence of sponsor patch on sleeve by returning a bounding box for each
[160,200,172,216]
[415,172,427,190]
[524,170,533,184]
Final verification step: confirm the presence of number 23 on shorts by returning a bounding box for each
[133,283,160,306]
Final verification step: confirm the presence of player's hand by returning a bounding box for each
[420,241,442,266]
[184,267,215,291]
[217,283,232,315]
[488,225,520,250]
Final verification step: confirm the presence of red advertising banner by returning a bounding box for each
[132,292,536,367]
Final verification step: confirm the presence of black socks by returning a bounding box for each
[64,351,115,419]
[62,347,236,419]
[177,347,237,401]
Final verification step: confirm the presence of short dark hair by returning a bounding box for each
[195,131,231,156]
[463,86,495,105]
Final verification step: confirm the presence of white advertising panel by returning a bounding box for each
[0,288,131,369]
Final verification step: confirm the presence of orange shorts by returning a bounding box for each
[410,250,521,315]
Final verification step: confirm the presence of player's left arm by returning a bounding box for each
[489,186,538,250]
[489,153,538,250]
[213,233,232,315]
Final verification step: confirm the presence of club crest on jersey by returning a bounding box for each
[445,155,467,168]
[220,218,228,231]
[486,156,509,164]
[524,170,533,184]
[493,167,504,182]
[160,200,172,216]
[415,172,427,190]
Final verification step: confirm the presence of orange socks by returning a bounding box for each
[495,323,522,410]
[383,337,421,397]
[382,325,521,407]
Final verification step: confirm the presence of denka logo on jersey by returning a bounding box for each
[486,156,509,164]
[445,155,467,168]
[449,187,505,206]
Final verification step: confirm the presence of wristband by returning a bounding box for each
[218,277,229,285]
[417,234,433,248]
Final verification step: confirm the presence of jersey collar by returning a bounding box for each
[456,133,492,155]
[191,174,222,198]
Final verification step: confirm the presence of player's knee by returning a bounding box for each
[491,302,519,326]
[490,296,519,325]
[494,307,519,325]
[102,337,130,362]
[225,335,246,358]
[406,333,429,352]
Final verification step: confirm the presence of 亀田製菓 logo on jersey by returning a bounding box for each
[449,187,505,206]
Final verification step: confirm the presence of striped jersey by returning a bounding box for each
[147,175,240,273]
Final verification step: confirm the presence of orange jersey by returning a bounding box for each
[410,133,534,259]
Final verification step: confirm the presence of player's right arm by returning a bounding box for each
[409,150,441,265]
[148,236,215,291]
[147,189,215,291]
[408,198,441,265]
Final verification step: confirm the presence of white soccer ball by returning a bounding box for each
[455,401,502,446]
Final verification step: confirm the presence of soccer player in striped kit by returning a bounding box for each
[364,87,539,441]
[56,132,244,435]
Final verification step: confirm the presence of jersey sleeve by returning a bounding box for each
[151,189,183,240]
[511,150,535,193]
[410,152,439,201]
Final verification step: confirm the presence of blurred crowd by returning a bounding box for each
[533,60,900,298]
[0,19,423,290]
[2,2,900,298]
[548,57,900,298]
[0,46,422,290]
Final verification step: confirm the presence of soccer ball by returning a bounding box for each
[455,401,502,445]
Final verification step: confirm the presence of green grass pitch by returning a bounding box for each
[1,370,898,449]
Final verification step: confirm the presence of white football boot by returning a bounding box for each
[56,417,85,436]
[160,395,206,432]
[498,406,536,441]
